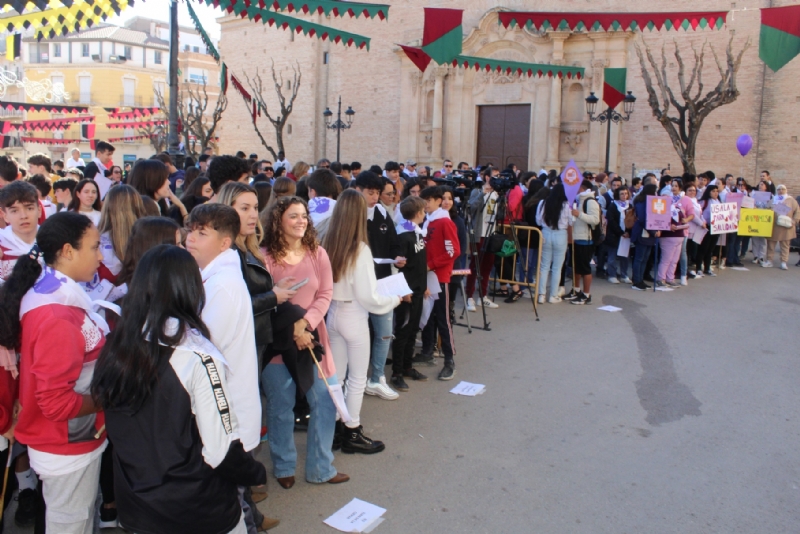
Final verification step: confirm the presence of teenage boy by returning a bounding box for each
[350,161,362,179]
[391,196,429,391]
[53,178,77,212]
[83,141,114,184]
[384,161,404,197]
[307,168,342,240]
[185,204,275,532]
[0,181,40,280]
[417,186,461,380]
[274,151,291,174]
[27,174,56,218]
[156,152,185,193]
[567,180,600,305]
[26,154,59,199]
[207,155,251,197]
[355,171,406,400]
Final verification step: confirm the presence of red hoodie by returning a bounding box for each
[425,215,461,283]
[15,304,106,456]
[0,366,16,437]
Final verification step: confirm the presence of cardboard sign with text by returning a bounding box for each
[645,196,672,231]
[738,208,774,237]
[710,202,739,234]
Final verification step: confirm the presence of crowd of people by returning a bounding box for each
[0,142,797,534]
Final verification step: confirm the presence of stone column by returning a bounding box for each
[544,33,569,168]
[431,67,448,161]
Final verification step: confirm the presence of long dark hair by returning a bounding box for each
[542,184,567,230]
[0,212,93,349]
[67,179,102,212]
[634,183,658,204]
[91,245,210,411]
[116,217,181,285]
[699,184,719,205]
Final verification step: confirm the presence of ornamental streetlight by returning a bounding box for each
[323,95,355,162]
[585,90,636,173]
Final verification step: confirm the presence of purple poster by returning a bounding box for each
[645,195,673,231]
[561,159,583,207]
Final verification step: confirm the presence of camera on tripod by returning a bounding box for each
[489,170,517,193]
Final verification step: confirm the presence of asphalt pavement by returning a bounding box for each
[6,254,800,533]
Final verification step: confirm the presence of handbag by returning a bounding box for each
[486,232,518,258]
[624,208,636,230]
[777,214,793,228]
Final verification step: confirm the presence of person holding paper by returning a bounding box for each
[750,181,772,264]
[684,183,706,278]
[764,184,799,270]
[322,190,401,454]
[604,187,632,284]
[695,185,721,276]
[655,184,688,288]
[631,183,659,290]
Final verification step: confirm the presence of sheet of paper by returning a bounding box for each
[617,237,631,258]
[373,258,398,265]
[420,295,435,329]
[449,381,486,396]
[375,273,412,297]
[427,271,441,298]
[326,383,352,424]
[597,305,622,312]
[655,286,674,292]
[691,226,708,245]
[773,203,791,216]
[741,196,755,209]
[730,266,749,271]
[323,498,387,533]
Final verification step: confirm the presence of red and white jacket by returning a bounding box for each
[423,208,461,284]
[0,225,37,282]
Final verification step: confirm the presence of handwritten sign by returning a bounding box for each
[710,202,739,235]
[741,196,755,209]
[645,196,672,231]
[737,208,773,237]
[752,191,772,209]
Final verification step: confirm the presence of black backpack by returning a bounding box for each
[582,197,605,246]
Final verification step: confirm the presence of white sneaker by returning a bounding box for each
[720,262,726,269]
[365,376,399,400]
[537,294,545,304]
[619,277,632,284]
[695,271,704,278]
[557,286,565,297]
[548,296,562,304]
[762,261,773,268]
[482,296,499,309]
[466,298,477,312]
[680,276,688,286]
[607,277,620,284]
[780,262,788,270]
[751,257,761,264]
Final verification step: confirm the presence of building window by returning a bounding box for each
[82,43,89,57]
[154,51,162,64]
[53,44,61,58]
[192,46,199,53]
[123,46,132,59]
[323,52,329,64]
[184,44,190,52]
[188,71,207,84]
[79,76,91,104]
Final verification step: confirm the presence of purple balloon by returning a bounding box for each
[736,134,753,157]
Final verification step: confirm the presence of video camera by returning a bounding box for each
[489,170,517,194]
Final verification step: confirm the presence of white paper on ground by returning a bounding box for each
[597,305,622,312]
[426,271,441,298]
[375,273,412,297]
[419,295,435,329]
[323,498,387,533]
[691,227,708,245]
[326,383,352,423]
[617,237,631,258]
[449,381,486,396]
[731,266,749,271]
[373,258,398,265]
[655,286,674,292]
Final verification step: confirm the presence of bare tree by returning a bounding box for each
[243,60,301,160]
[634,35,751,174]
[151,80,226,158]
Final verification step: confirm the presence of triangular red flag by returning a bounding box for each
[399,45,432,72]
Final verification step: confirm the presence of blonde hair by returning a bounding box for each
[321,189,368,283]
[292,161,310,180]
[216,181,264,262]
[98,184,146,262]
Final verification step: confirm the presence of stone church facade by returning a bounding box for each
[217,0,799,191]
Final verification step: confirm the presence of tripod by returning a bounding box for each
[455,187,493,331]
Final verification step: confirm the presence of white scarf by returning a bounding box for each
[774,195,786,203]
[20,267,118,335]
[395,215,425,236]
[99,232,123,275]
[0,225,37,257]
[614,201,629,232]
[157,318,229,369]
[367,203,387,222]
[422,207,450,232]
[308,197,336,226]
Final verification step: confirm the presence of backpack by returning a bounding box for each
[582,197,605,246]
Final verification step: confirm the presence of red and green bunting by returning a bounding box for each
[268,0,389,20]
[199,0,371,49]
[760,5,800,72]
[603,68,626,109]
[452,56,583,79]
[187,1,220,63]
[498,11,728,32]
[421,7,463,65]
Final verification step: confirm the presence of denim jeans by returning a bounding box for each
[632,243,653,284]
[678,237,688,277]
[538,227,568,297]
[605,244,630,279]
[261,363,337,483]
[368,310,394,384]
[726,234,741,265]
[328,300,370,429]
[517,248,537,284]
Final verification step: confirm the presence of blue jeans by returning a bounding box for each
[538,227,568,297]
[678,237,688,277]
[726,234,741,265]
[632,243,654,284]
[605,243,629,279]
[517,248,537,284]
[368,310,393,384]
[261,363,338,483]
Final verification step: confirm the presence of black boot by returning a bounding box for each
[332,421,345,451]
[341,425,385,454]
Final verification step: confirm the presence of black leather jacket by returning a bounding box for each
[235,246,277,348]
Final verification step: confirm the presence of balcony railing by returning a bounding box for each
[120,95,143,107]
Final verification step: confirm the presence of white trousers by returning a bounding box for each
[327,300,370,429]
[40,455,102,534]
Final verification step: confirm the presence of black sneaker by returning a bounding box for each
[294,413,310,431]
[341,425,385,454]
[403,368,428,381]
[391,374,409,391]
[571,292,591,305]
[15,488,36,528]
[563,289,580,301]
[632,282,648,291]
[438,365,455,381]
[411,352,435,367]
[99,506,119,529]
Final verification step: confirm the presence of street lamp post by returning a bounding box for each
[585,90,636,173]
[323,96,355,162]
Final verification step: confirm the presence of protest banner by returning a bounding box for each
[710,202,739,234]
[752,191,772,209]
[741,196,755,209]
[645,196,672,231]
[737,208,774,237]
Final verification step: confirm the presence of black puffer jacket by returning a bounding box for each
[235,246,277,349]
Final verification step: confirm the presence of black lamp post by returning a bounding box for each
[323,95,355,162]
[585,90,636,173]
